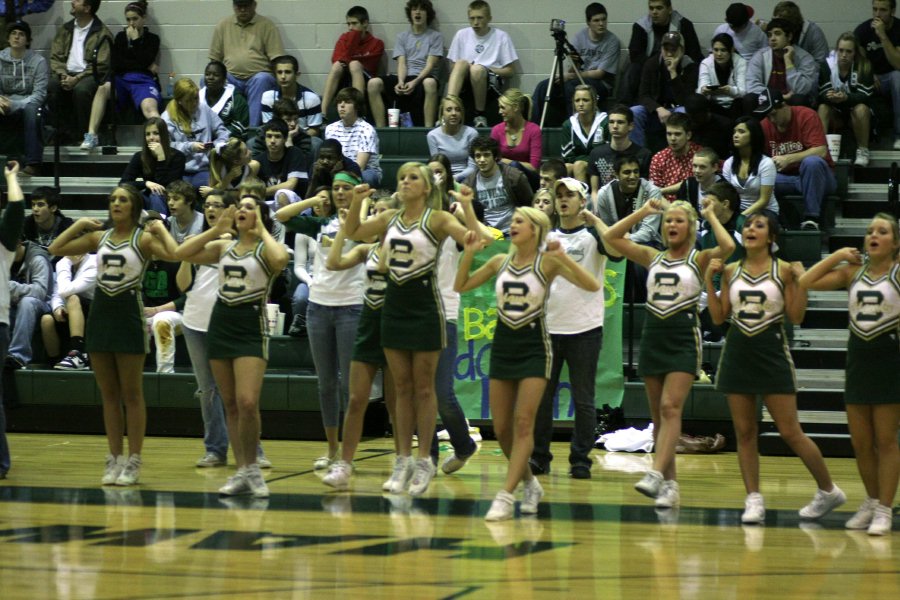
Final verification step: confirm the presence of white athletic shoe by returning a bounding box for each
[655,480,680,508]
[634,469,664,498]
[485,490,516,521]
[323,460,352,490]
[244,464,270,498]
[868,505,893,536]
[799,485,846,520]
[846,497,879,530]
[408,458,436,496]
[742,492,766,524]
[101,454,125,486]
[115,454,142,486]
[520,477,544,514]
[387,456,415,494]
[219,468,250,496]
[196,453,226,468]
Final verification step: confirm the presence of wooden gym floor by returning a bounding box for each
[0,433,897,599]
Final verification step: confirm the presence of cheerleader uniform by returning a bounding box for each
[207,240,275,360]
[638,249,702,377]
[716,258,797,394]
[381,207,445,351]
[490,253,552,380]
[86,228,150,354]
[845,262,900,404]
[352,246,388,366]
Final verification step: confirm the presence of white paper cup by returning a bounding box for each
[387,108,400,127]
[265,303,279,336]
[276,312,285,336]
[826,134,842,159]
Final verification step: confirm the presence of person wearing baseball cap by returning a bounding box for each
[854,0,900,151]
[712,3,767,60]
[630,29,699,148]
[744,17,818,110]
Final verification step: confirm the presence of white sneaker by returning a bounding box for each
[219,468,250,496]
[485,490,516,521]
[655,480,680,508]
[314,452,336,470]
[408,458,436,496]
[257,455,272,469]
[244,464,270,498]
[80,132,98,151]
[846,497,879,530]
[387,456,415,494]
[634,469,664,498]
[196,453,226,468]
[473,115,488,128]
[115,454,142,486]
[520,477,544,514]
[854,147,870,167]
[323,460,352,490]
[868,505,893,536]
[101,454,125,485]
[799,485,846,520]
[441,446,477,475]
[742,492,766,524]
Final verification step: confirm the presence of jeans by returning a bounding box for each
[630,104,685,148]
[8,297,50,365]
[183,171,210,188]
[877,71,900,139]
[144,191,168,215]
[227,72,277,127]
[148,311,183,374]
[361,167,382,189]
[0,323,10,474]
[532,326,603,470]
[430,321,478,461]
[307,301,362,428]
[1,104,43,166]
[774,156,836,220]
[183,326,229,459]
[291,282,310,329]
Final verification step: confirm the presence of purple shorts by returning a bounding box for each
[115,72,161,112]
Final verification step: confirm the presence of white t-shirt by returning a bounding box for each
[545,226,612,334]
[722,155,779,214]
[447,27,518,68]
[436,237,460,322]
[182,264,219,332]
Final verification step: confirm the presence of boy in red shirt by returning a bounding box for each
[321,6,385,119]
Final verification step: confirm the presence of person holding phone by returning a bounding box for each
[698,33,747,119]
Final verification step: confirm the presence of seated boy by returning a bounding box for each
[324,87,381,187]
[321,6,385,120]
[253,119,310,207]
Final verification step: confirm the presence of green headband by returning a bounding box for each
[333,172,361,186]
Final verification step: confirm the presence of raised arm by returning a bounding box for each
[454,231,502,293]
[797,247,860,291]
[175,207,234,263]
[142,218,179,261]
[602,199,664,268]
[696,201,736,270]
[343,184,391,241]
[49,219,104,257]
[544,240,601,292]
[704,259,731,325]
[783,260,808,325]
[325,223,370,271]
[253,206,289,273]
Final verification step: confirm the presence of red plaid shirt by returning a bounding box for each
[649,142,702,200]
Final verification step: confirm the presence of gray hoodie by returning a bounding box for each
[0,47,48,114]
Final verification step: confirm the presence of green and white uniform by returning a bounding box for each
[352,246,388,366]
[490,253,552,380]
[207,240,275,360]
[86,227,150,354]
[845,262,900,404]
[638,249,702,377]
[716,258,797,394]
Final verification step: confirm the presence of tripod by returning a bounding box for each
[539,30,587,129]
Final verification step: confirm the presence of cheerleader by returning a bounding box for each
[175,195,288,497]
[799,213,898,535]
[50,185,178,486]
[342,163,482,496]
[455,207,600,520]
[707,212,844,524]
[603,199,735,507]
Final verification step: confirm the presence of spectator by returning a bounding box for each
[539,157,567,191]
[713,3,767,61]
[757,89,835,230]
[305,138,362,197]
[649,112,701,200]
[209,0,284,127]
[202,137,260,198]
[684,93,733,158]
[427,94,479,182]
[745,19,818,108]
[462,136,532,235]
[119,116,186,215]
[200,60,249,140]
[368,0,442,128]
[166,181,203,243]
[698,32,747,119]
[771,1,829,63]
[855,0,900,150]
[491,88,542,190]
[6,240,52,369]
[321,6,384,120]
[289,187,330,337]
[428,154,458,204]
[674,147,724,214]
[23,187,74,255]
[532,3,620,125]
[631,31,699,148]
[587,105,652,198]
[561,85,609,183]
[624,0,702,103]
[47,0,112,145]
[261,54,322,156]
[141,215,185,374]
[162,78,230,188]
[42,252,96,370]
[0,20,48,176]
[253,118,310,207]
[81,1,160,152]
[594,155,663,248]
[446,0,519,128]
[819,33,875,167]
[721,116,779,220]
[324,87,381,187]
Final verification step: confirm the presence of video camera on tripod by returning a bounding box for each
[549,19,584,70]
[538,19,587,127]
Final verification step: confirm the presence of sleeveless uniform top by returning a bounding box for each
[95,227,148,295]
[384,207,441,284]
[727,258,785,335]
[645,248,702,319]
[362,246,388,310]
[216,240,274,306]
[495,253,549,329]
[848,262,900,341]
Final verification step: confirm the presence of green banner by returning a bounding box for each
[453,241,626,420]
